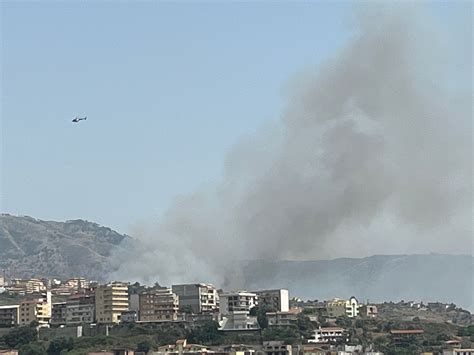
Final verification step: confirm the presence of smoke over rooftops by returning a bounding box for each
[112,4,472,288]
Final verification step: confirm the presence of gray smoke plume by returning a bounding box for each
[112,4,472,287]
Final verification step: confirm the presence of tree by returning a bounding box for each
[19,342,46,355]
[136,340,152,353]
[1,326,37,348]
[47,337,74,355]
[188,321,221,344]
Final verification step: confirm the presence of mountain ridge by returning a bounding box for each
[1,214,471,310]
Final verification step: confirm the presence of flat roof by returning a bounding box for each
[0,305,19,309]
[390,329,424,334]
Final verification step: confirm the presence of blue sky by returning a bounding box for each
[1,1,468,233]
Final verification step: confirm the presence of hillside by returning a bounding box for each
[1,215,472,311]
[0,214,131,281]
[241,254,473,311]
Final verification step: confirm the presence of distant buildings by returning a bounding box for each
[139,287,179,322]
[95,282,129,324]
[326,297,359,318]
[390,329,424,345]
[443,350,474,355]
[359,305,378,318]
[262,341,292,355]
[308,327,347,344]
[8,278,46,295]
[267,311,298,326]
[172,283,219,314]
[255,289,289,312]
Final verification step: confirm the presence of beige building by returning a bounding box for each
[139,288,179,322]
[95,282,129,324]
[19,291,52,326]
[326,297,359,318]
[0,305,19,327]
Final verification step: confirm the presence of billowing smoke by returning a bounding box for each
[112,4,472,287]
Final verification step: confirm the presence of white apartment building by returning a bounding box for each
[308,327,347,344]
[219,310,260,331]
[219,291,258,316]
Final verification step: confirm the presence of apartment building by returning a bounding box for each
[51,302,67,325]
[262,341,292,355]
[267,311,297,326]
[308,327,347,344]
[95,282,129,324]
[219,291,258,316]
[8,279,46,295]
[0,305,19,327]
[255,289,289,312]
[139,288,179,322]
[18,291,52,326]
[172,283,219,314]
[66,293,95,325]
[326,297,359,318]
[219,310,260,331]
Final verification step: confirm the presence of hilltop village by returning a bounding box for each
[0,276,472,355]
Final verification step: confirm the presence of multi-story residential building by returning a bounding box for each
[218,310,260,331]
[139,287,179,322]
[443,350,474,355]
[390,329,424,346]
[18,291,52,326]
[0,305,19,327]
[51,302,67,325]
[267,311,297,326]
[255,289,289,312]
[172,284,219,314]
[219,291,258,316]
[95,282,129,324]
[308,327,347,344]
[8,279,46,295]
[326,297,359,318]
[66,277,90,291]
[66,293,95,325]
[262,341,292,355]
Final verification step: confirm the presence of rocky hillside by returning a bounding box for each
[0,214,132,280]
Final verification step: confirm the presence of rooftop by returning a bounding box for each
[390,329,424,335]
